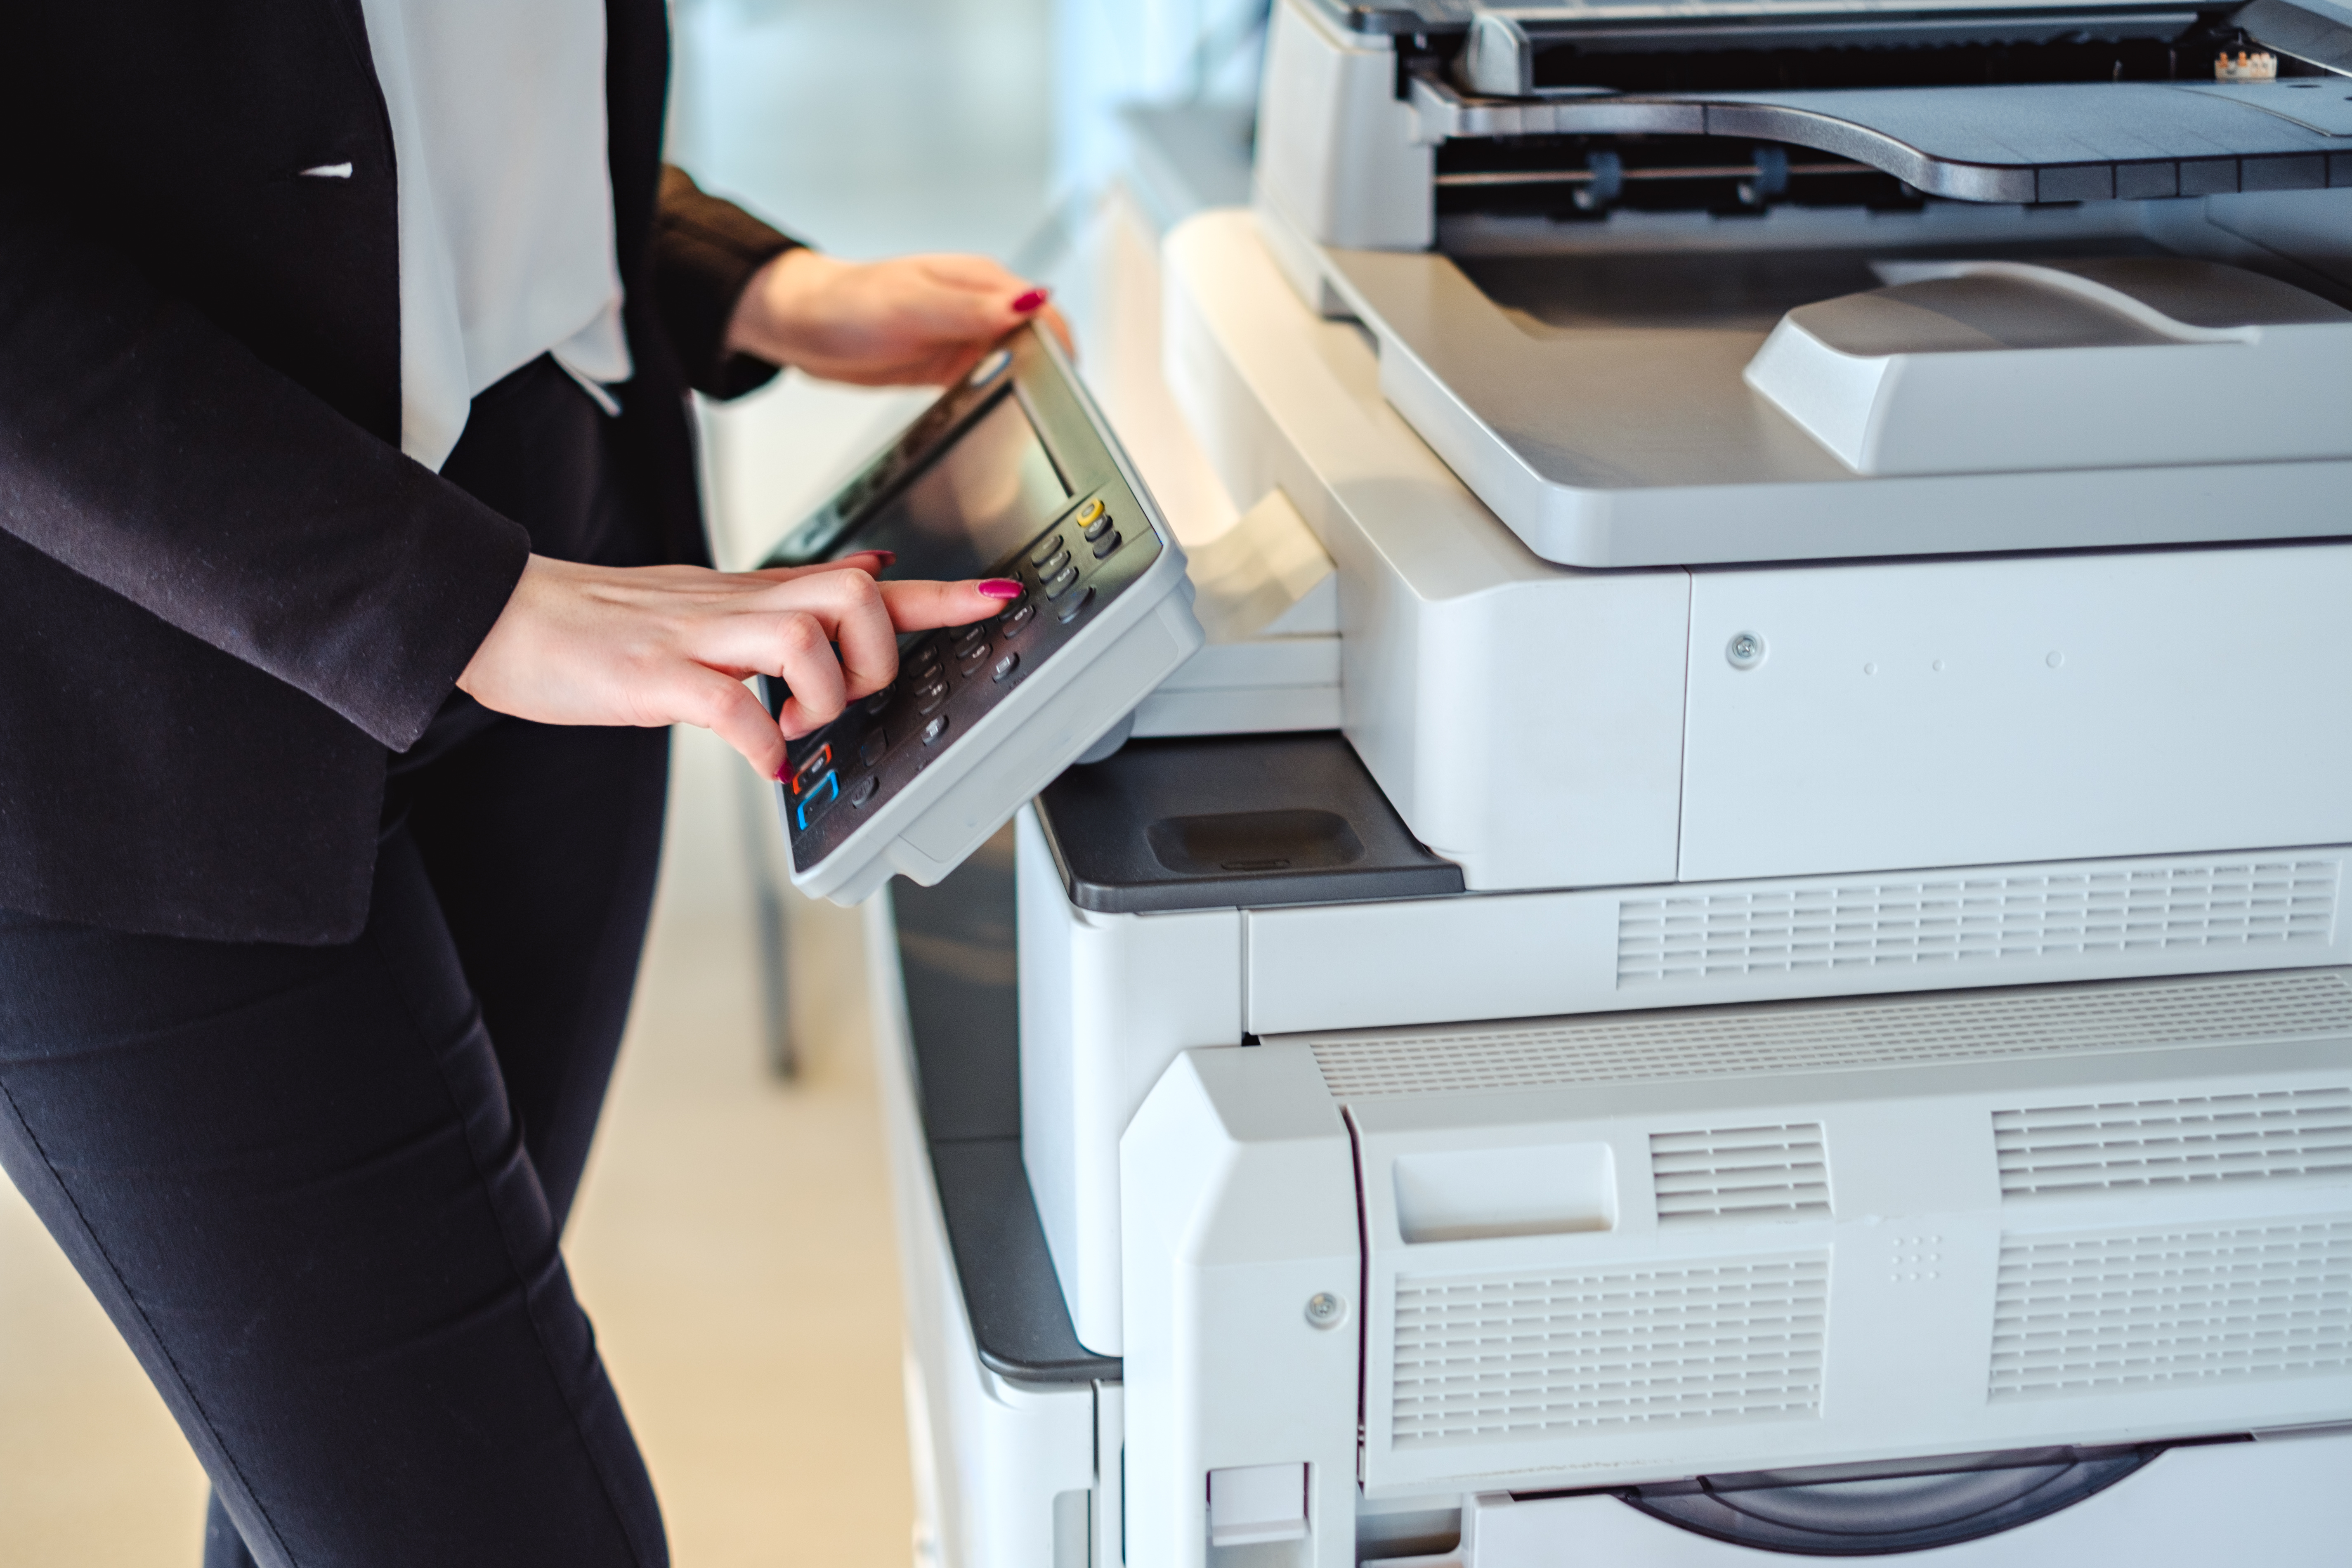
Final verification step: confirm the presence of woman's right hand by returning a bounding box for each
[456,551,1020,780]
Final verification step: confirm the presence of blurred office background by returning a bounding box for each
[0,2,1262,1564]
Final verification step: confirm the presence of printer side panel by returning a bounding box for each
[1681,544,2352,883]
[1403,573,1690,890]
[1123,1045,1362,1568]
[1019,808,1245,1356]
[1255,0,1431,254]
[1167,207,1695,893]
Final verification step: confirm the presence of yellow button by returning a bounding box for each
[1074,497,1105,526]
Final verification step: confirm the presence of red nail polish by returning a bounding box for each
[1011,288,1048,314]
[867,549,897,569]
[978,578,1023,600]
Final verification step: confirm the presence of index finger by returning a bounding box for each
[880,577,1019,633]
[745,549,892,584]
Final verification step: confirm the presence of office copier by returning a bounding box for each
[860,2,2352,1563]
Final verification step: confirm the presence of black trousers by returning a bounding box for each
[0,359,673,1568]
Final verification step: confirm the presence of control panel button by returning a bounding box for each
[793,772,840,830]
[848,775,880,809]
[997,600,1035,636]
[1082,510,1114,544]
[1043,564,1080,601]
[1039,546,1072,581]
[1073,497,1105,528]
[1090,529,1122,560]
[914,680,949,716]
[956,643,991,678]
[921,713,951,746]
[1028,533,1063,567]
[859,731,888,768]
[862,683,894,717]
[991,651,1020,684]
[789,744,832,796]
[967,347,1011,387]
[1055,584,1096,623]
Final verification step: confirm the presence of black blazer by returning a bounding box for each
[0,3,796,944]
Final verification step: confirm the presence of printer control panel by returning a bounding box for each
[774,488,1163,871]
[754,321,1195,900]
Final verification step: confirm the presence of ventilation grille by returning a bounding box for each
[1617,858,2340,989]
[1302,970,2352,1103]
[1653,1125,1831,1225]
[1997,1090,2352,1198]
[1990,1220,2352,1400]
[1389,1255,1828,1445]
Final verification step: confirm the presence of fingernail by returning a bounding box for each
[978,578,1023,600]
[1011,287,1048,314]
[865,549,897,569]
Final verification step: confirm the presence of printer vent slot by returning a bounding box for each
[1616,857,2341,989]
[1304,969,2352,1102]
[1995,1090,2352,1198]
[1389,1254,1828,1444]
[1990,1219,2352,1400]
[1652,1125,1831,1225]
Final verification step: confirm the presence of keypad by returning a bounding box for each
[779,484,1158,871]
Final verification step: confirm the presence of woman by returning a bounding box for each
[0,4,1055,1563]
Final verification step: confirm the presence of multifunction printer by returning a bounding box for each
[848,2,2352,1563]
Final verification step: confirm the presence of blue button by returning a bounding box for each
[793,771,840,830]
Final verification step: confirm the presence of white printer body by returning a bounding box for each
[881,2,2352,1563]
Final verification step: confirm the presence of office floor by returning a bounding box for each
[0,2,1056,1563]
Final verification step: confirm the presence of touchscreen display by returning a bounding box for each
[833,391,1070,582]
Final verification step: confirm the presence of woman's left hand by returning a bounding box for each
[724,248,1073,386]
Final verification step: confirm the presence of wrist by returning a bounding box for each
[725,247,838,365]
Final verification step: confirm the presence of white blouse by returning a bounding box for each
[358,0,633,471]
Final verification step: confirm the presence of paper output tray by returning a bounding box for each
[1415,74,2352,203]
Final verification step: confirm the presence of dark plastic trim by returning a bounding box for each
[891,832,1121,1387]
[1034,732,1465,915]
[1614,1441,2176,1556]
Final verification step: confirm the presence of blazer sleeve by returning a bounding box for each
[0,174,531,754]
[651,165,803,401]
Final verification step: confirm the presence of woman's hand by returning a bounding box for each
[725,249,1074,386]
[457,551,1021,780]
